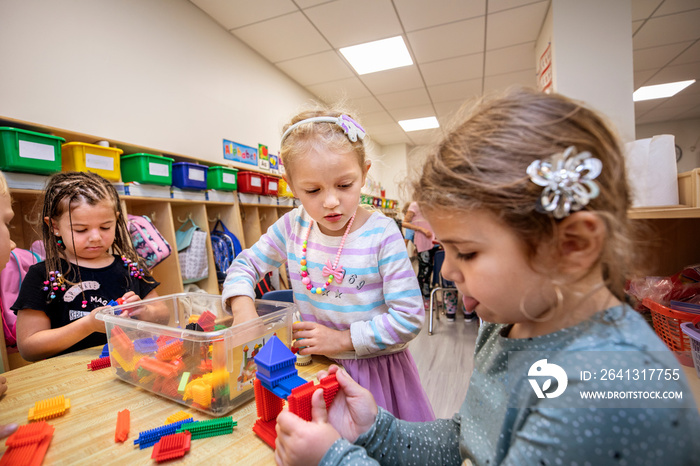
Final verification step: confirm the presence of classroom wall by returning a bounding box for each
[0,0,316,163]
[636,118,700,174]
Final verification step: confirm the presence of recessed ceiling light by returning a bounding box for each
[398,116,440,132]
[633,79,695,102]
[340,36,413,75]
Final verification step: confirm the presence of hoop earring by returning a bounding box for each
[518,284,563,323]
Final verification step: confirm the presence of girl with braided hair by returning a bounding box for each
[13,171,160,360]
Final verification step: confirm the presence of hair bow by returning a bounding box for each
[322,259,346,284]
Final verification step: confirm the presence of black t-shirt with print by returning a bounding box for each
[12,255,159,356]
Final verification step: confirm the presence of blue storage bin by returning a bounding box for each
[172,162,208,190]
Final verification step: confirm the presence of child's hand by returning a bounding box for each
[315,365,378,442]
[88,306,107,333]
[0,375,7,397]
[0,423,18,439]
[275,388,341,465]
[292,322,352,356]
[119,291,168,323]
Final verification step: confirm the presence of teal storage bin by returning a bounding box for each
[0,127,65,174]
[207,166,238,191]
[121,153,174,186]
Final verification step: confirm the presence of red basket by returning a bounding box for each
[642,298,695,366]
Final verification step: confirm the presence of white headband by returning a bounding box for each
[281,115,366,144]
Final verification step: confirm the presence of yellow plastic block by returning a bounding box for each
[166,411,193,424]
[28,395,70,421]
[112,349,141,372]
[188,314,201,324]
[192,384,212,408]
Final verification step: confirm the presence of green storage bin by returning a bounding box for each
[0,127,65,174]
[207,166,238,191]
[120,153,174,186]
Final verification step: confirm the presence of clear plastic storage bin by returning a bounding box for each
[97,293,294,416]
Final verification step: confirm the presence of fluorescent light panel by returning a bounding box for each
[340,36,413,75]
[399,116,439,132]
[633,79,695,102]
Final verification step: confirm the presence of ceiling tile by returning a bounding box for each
[486,1,549,50]
[394,0,485,32]
[306,77,372,103]
[483,68,536,93]
[296,0,328,8]
[348,95,385,114]
[631,0,664,21]
[371,131,412,146]
[633,42,690,71]
[407,17,486,63]
[428,78,483,103]
[376,87,431,110]
[654,0,700,16]
[304,0,403,48]
[633,10,700,49]
[434,99,474,119]
[406,128,443,146]
[360,110,396,126]
[388,104,437,121]
[644,61,700,85]
[189,0,298,30]
[232,12,330,63]
[360,66,424,95]
[672,40,700,65]
[488,0,548,14]
[420,53,483,86]
[276,51,354,85]
[634,69,656,88]
[485,42,535,76]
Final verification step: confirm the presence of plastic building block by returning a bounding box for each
[110,326,134,360]
[254,379,284,422]
[196,310,216,332]
[151,431,191,463]
[176,417,236,440]
[115,409,130,443]
[134,418,194,449]
[87,356,111,371]
[137,357,178,378]
[4,422,54,447]
[188,314,201,324]
[100,343,110,358]
[166,411,192,424]
[178,372,190,393]
[287,381,317,422]
[319,373,340,409]
[156,340,184,361]
[111,349,140,372]
[191,383,212,408]
[254,335,297,390]
[0,421,54,466]
[252,419,277,449]
[133,337,158,354]
[28,395,70,421]
[273,374,308,399]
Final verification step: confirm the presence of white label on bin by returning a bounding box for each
[188,168,205,181]
[268,181,278,191]
[149,162,169,177]
[86,153,114,171]
[251,176,262,188]
[222,173,236,184]
[18,140,55,161]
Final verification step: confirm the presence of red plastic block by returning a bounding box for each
[88,356,111,371]
[252,419,277,449]
[110,326,134,360]
[0,422,54,466]
[156,340,184,361]
[287,381,317,421]
[254,379,283,422]
[319,373,340,409]
[5,422,54,447]
[115,409,130,443]
[137,357,178,378]
[197,310,216,332]
[151,431,191,463]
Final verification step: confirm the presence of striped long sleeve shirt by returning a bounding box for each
[222,206,424,359]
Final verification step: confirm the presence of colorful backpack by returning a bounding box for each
[1,246,44,348]
[210,219,242,283]
[127,214,172,269]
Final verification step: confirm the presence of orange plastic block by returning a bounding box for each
[110,326,134,360]
[87,356,111,371]
[156,340,184,361]
[254,379,283,422]
[137,357,178,378]
[188,314,201,324]
[197,310,216,332]
[0,421,54,466]
[252,419,277,449]
[151,431,191,463]
[5,422,54,447]
[28,395,70,421]
[115,409,130,443]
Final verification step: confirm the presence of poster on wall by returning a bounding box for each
[538,42,553,93]
[258,144,270,170]
[269,153,279,174]
[223,139,258,166]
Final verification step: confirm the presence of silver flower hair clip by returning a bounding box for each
[280,115,367,144]
[526,146,602,219]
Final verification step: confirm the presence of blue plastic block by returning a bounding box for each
[100,343,110,358]
[133,337,158,354]
[134,418,194,449]
[254,335,296,374]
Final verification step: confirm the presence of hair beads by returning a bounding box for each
[122,255,144,279]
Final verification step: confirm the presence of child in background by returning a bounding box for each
[13,171,160,361]
[0,171,19,439]
[223,107,434,421]
[274,88,699,465]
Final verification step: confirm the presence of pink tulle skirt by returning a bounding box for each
[336,349,435,422]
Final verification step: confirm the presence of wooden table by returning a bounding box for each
[0,347,333,465]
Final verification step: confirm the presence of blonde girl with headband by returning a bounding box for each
[273,88,699,465]
[223,106,434,422]
[13,171,160,360]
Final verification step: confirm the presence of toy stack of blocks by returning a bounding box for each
[252,335,340,448]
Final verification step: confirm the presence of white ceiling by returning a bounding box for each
[189,0,700,147]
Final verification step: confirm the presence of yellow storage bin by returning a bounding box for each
[62,142,123,182]
[278,177,294,198]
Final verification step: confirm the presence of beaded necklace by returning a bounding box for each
[300,212,356,295]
